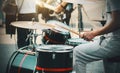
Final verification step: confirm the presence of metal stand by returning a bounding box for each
[26,29,39,52]
[78,4,83,38]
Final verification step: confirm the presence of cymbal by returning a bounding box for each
[11,21,55,30]
[63,0,95,4]
[46,20,80,35]
[46,20,71,32]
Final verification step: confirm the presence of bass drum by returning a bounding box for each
[6,46,37,73]
[36,45,73,73]
[42,20,71,44]
[65,38,88,47]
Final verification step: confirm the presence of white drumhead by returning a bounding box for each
[36,45,73,52]
[68,38,88,44]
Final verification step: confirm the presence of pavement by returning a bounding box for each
[0,26,17,73]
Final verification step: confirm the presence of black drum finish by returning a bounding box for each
[42,29,71,44]
[7,51,37,73]
[42,20,71,44]
[36,45,73,73]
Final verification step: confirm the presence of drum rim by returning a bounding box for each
[36,45,73,52]
[67,38,88,43]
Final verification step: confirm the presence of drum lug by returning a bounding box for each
[42,70,45,73]
[64,35,67,39]
[70,52,73,58]
[52,53,56,60]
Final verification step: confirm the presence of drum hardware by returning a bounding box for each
[10,20,55,50]
[25,29,44,53]
[52,52,56,59]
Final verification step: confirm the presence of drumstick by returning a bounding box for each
[54,24,83,37]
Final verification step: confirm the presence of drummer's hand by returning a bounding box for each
[80,31,96,41]
[55,4,64,14]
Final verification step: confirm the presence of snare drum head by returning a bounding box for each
[36,45,73,52]
[46,20,70,33]
[66,38,88,46]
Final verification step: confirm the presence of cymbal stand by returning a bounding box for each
[25,29,33,46]
[78,4,83,38]
[26,29,38,52]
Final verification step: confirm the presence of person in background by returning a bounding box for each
[55,1,73,25]
[37,0,73,25]
[2,0,16,36]
[15,0,39,48]
[0,0,5,27]
[73,0,120,73]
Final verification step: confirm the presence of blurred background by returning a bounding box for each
[0,0,106,73]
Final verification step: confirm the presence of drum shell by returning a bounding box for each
[7,52,37,73]
[37,51,73,68]
[36,45,73,73]
[42,29,71,44]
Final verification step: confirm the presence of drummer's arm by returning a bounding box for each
[55,2,68,14]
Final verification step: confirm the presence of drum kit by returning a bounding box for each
[7,0,97,73]
[7,19,89,73]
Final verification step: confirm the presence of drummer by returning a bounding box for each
[73,0,120,73]
[15,0,39,48]
[37,0,73,25]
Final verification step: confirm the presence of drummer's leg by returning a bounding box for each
[73,38,117,73]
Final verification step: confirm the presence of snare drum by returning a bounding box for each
[65,38,88,47]
[42,20,71,44]
[36,45,73,73]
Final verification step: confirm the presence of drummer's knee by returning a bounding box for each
[73,46,84,59]
[73,46,79,56]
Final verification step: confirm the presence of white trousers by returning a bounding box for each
[73,36,120,73]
